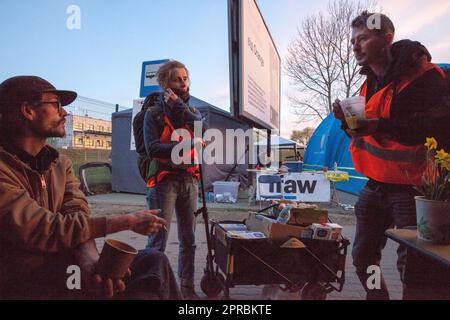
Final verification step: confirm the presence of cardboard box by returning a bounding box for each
[289,207,328,225]
[271,202,328,225]
[327,223,343,240]
[311,223,343,240]
[311,223,331,240]
[246,212,310,242]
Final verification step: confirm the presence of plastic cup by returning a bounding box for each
[96,239,138,279]
[340,96,366,129]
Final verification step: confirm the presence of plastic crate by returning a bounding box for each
[212,181,240,203]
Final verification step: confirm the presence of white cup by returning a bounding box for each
[340,96,366,129]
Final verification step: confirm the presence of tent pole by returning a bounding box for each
[225,144,249,181]
[267,129,271,167]
[256,129,260,166]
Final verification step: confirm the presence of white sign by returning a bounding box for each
[130,98,145,151]
[143,63,160,87]
[257,172,330,202]
[228,0,281,131]
[240,0,280,130]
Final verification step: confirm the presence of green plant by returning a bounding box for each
[414,138,450,201]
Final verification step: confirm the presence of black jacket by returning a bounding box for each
[143,94,204,159]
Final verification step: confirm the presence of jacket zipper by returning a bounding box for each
[40,174,49,208]
[40,174,47,189]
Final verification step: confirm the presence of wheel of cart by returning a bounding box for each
[279,281,306,293]
[205,214,350,300]
[200,218,235,298]
[300,282,328,300]
[200,270,225,298]
[280,280,334,300]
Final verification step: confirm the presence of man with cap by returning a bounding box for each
[0,76,181,300]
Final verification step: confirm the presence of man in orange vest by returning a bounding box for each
[333,12,447,299]
[143,60,204,300]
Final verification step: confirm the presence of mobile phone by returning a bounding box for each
[164,89,171,103]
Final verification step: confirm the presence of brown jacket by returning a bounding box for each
[0,145,106,291]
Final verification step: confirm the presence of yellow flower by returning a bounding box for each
[425,137,437,150]
[441,159,450,171]
[441,162,450,171]
[436,149,450,161]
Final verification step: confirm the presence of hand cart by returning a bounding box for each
[195,155,349,300]
[201,218,349,300]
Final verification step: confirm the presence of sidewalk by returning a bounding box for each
[91,193,403,300]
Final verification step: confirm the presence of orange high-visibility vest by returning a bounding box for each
[350,62,446,185]
[147,115,200,188]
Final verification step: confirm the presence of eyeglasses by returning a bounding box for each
[33,100,62,113]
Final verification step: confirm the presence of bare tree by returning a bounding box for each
[290,127,315,146]
[285,0,377,122]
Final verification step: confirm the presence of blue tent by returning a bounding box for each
[303,114,368,195]
[255,135,303,148]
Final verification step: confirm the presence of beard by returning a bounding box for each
[31,117,66,138]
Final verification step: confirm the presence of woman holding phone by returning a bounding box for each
[143,60,204,300]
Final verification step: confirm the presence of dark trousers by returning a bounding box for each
[352,180,418,300]
[1,249,181,300]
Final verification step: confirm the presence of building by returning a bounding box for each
[50,114,112,150]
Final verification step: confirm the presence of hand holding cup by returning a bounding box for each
[332,99,345,121]
[340,96,366,129]
[96,239,137,281]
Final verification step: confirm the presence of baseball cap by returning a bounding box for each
[0,76,77,113]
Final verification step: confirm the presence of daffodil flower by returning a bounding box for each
[415,138,449,201]
[435,149,449,161]
[424,137,437,150]
[441,159,450,171]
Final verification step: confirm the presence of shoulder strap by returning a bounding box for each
[148,104,165,135]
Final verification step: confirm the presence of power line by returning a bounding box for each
[78,97,116,108]
[66,107,113,117]
[61,95,131,122]
[72,95,129,110]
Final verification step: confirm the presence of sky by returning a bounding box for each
[1,0,449,138]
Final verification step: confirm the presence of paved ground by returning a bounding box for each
[90,193,403,300]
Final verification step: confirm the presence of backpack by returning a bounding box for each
[430,66,450,151]
[132,92,164,182]
[441,68,450,150]
[443,68,450,99]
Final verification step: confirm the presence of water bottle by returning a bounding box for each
[276,205,292,224]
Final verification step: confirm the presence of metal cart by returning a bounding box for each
[194,158,349,300]
[200,218,350,300]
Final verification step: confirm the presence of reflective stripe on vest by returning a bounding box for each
[353,138,426,163]
[146,116,200,188]
[350,62,445,185]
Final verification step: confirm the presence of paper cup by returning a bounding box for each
[96,239,138,279]
[340,96,366,129]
